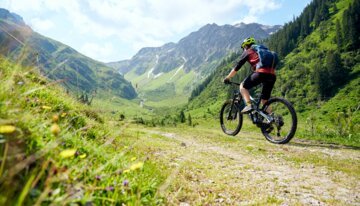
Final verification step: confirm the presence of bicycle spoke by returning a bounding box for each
[220,100,243,136]
[261,98,297,144]
[223,104,238,132]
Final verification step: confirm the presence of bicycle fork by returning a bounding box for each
[227,102,236,120]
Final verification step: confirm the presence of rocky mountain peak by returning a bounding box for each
[0,8,26,26]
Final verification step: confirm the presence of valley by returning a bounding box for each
[0,0,359,204]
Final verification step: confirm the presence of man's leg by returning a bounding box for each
[260,74,276,114]
[261,99,272,114]
[240,73,261,113]
[240,83,251,104]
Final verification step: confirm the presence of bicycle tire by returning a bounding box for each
[261,97,297,144]
[220,99,243,136]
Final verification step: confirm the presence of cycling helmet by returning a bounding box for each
[241,37,256,49]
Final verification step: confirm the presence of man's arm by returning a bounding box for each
[234,50,249,71]
[225,68,237,80]
[224,50,248,82]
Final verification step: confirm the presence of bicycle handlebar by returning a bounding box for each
[224,81,240,86]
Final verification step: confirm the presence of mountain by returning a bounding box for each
[186,0,360,145]
[0,8,137,99]
[108,23,281,107]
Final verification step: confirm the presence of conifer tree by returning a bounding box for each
[179,110,186,123]
[332,2,337,13]
[320,0,329,20]
[314,9,321,27]
[313,63,331,99]
[188,114,192,126]
[326,51,346,87]
[335,19,343,50]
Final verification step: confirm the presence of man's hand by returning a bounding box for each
[223,77,230,84]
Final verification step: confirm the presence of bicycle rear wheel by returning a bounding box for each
[220,100,243,136]
[261,97,297,144]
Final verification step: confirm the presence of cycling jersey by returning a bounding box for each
[234,49,275,75]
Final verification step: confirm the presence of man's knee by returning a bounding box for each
[261,99,268,105]
[240,82,246,91]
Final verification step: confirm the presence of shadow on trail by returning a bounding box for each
[289,139,360,151]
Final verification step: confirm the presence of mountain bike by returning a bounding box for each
[220,81,297,144]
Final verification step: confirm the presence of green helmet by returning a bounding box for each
[241,37,256,49]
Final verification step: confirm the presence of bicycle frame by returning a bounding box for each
[221,81,298,144]
[227,81,273,126]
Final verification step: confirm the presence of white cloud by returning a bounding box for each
[1,0,283,61]
[80,42,115,62]
[2,0,43,12]
[237,0,281,23]
[83,0,282,43]
[30,18,54,31]
[240,15,258,24]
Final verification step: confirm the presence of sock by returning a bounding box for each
[246,101,251,106]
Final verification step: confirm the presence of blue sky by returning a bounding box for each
[0,0,311,62]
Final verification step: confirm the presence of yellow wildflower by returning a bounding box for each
[50,124,61,136]
[0,125,16,134]
[61,112,67,117]
[131,157,137,161]
[59,149,77,158]
[52,115,59,123]
[42,106,52,110]
[130,162,144,171]
[79,154,87,159]
[123,169,130,173]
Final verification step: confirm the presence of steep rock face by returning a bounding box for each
[107,22,280,105]
[111,23,281,76]
[0,8,26,26]
[0,8,137,99]
[188,0,360,121]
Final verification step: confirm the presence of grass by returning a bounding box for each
[0,58,168,205]
[153,114,360,178]
[1,57,358,204]
[124,64,197,108]
[283,152,360,177]
[1,1,359,202]
[131,123,355,205]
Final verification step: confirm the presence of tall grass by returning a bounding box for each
[0,58,167,205]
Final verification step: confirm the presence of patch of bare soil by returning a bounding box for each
[144,129,359,205]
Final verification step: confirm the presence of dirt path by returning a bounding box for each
[127,126,360,205]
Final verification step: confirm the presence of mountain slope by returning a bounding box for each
[1,57,358,205]
[186,0,359,145]
[0,8,137,99]
[108,23,280,107]
[0,57,165,205]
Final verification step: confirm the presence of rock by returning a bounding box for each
[215,198,224,203]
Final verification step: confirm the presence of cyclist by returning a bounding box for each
[223,37,276,114]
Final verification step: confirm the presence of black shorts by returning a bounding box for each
[242,72,276,100]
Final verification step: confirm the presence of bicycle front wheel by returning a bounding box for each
[220,100,243,136]
[261,97,297,144]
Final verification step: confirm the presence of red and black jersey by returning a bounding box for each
[234,49,275,75]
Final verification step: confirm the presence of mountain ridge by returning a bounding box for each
[109,23,281,75]
[108,22,281,106]
[0,8,137,99]
[186,0,359,145]
[0,8,25,26]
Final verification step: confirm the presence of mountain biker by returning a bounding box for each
[223,37,276,114]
